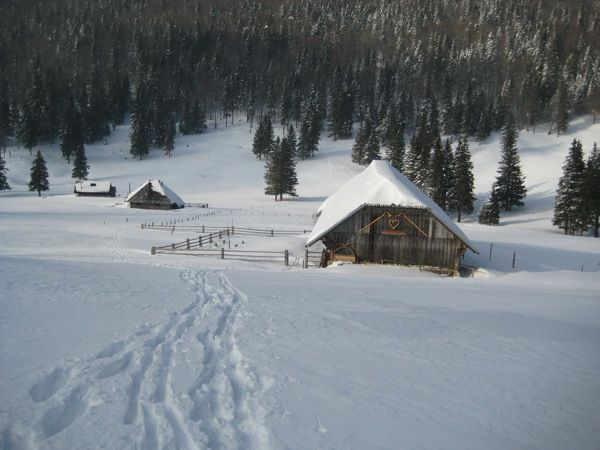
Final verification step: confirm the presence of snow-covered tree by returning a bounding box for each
[0,154,10,190]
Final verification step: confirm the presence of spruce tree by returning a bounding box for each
[478,186,500,225]
[297,118,313,160]
[553,139,587,235]
[252,115,274,160]
[0,154,10,190]
[351,113,373,165]
[363,131,381,165]
[71,144,89,181]
[29,150,49,196]
[495,114,527,211]
[429,137,454,211]
[163,113,176,158]
[551,74,570,136]
[287,123,297,158]
[449,136,476,222]
[584,143,600,237]
[264,136,298,200]
[383,101,406,172]
[60,96,84,164]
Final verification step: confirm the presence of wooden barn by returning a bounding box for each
[306,161,477,275]
[126,179,185,210]
[74,180,116,197]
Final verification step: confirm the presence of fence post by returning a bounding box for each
[151,246,156,255]
[186,238,190,250]
[219,230,222,239]
[232,225,235,235]
[209,233,212,244]
[489,243,493,261]
[202,225,205,233]
[171,243,175,250]
[227,228,230,236]
[512,252,516,269]
[304,248,309,268]
[284,250,289,266]
[198,236,202,247]
[221,248,225,259]
[270,229,274,237]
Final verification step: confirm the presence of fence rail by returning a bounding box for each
[142,224,311,237]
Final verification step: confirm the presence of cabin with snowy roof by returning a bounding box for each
[74,180,116,197]
[306,160,476,275]
[126,180,185,210]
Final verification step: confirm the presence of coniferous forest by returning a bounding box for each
[1,0,599,155]
[1,0,600,228]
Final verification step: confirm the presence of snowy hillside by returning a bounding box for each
[1,118,599,449]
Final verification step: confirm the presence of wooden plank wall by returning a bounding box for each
[325,205,464,272]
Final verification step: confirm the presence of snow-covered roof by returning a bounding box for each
[306,160,476,252]
[126,179,185,207]
[74,180,112,193]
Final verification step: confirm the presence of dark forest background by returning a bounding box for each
[1,0,599,156]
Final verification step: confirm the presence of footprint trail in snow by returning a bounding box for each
[9,270,269,449]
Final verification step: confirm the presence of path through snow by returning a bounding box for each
[3,270,269,450]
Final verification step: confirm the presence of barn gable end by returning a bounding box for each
[126,180,184,210]
[307,161,476,274]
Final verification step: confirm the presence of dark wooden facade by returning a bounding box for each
[320,205,467,274]
[128,184,183,210]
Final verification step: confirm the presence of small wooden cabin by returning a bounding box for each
[126,179,185,210]
[74,181,116,197]
[306,161,476,275]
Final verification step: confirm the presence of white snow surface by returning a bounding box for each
[1,117,600,450]
[306,159,475,250]
[126,179,185,207]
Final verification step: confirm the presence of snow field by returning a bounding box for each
[1,116,600,449]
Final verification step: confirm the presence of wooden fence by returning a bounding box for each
[150,228,323,268]
[142,224,311,237]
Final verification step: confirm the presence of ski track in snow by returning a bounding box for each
[9,269,269,450]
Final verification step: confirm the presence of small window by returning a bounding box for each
[90,183,96,186]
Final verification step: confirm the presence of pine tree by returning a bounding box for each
[584,143,600,237]
[478,186,500,225]
[553,139,587,235]
[383,101,406,172]
[287,123,297,158]
[363,131,381,165]
[297,118,313,160]
[129,68,151,160]
[449,136,476,222]
[71,144,89,181]
[60,95,84,164]
[0,154,10,190]
[495,114,527,211]
[351,112,373,165]
[264,136,298,200]
[551,74,570,136]
[252,115,274,160]
[429,137,454,211]
[163,113,176,158]
[29,150,49,196]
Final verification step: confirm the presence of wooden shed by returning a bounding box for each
[306,161,477,275]
[74,180,116,197]
[126,179,185,210]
